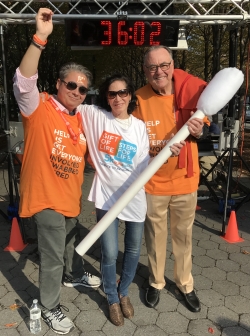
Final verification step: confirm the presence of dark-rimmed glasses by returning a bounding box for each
[107,89,129,99]
[144,61,172,73]
[60,79,89,95]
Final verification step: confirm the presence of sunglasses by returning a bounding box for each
[107,89,129,99]
[60,79,89,95]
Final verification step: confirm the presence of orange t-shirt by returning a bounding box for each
[19,95,87,217]
[134,82,207,196]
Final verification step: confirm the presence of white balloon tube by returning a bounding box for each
[75,68,244,256]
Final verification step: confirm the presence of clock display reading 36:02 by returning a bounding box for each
[101,20,160,46]
[66,19,179,47]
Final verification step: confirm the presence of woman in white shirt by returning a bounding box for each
[80,74,149,326]
[80,73,183,326]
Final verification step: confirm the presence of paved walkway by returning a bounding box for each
[0,164,250,336]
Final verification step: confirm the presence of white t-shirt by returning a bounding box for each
[79,104,150,222]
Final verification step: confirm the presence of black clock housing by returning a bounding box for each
[65,19,179,47]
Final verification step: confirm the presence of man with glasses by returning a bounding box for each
[13,8,101,335]
[133,45,209,313]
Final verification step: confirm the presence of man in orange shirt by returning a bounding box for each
[13,8,101,335]
[134,46,209,313]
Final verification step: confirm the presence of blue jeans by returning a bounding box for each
[96,208,144,305]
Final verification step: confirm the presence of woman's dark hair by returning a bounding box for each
[96,73,138,115]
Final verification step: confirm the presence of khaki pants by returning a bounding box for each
[145,192,197,294]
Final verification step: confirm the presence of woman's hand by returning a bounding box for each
[169,133,186,157]
[35,8,54,41]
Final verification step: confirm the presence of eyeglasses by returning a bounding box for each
[60,79,89,95]
[107,89,129,99]
[144,61,172,73]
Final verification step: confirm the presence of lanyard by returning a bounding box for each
[49,97,83,145]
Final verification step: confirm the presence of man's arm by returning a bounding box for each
[13,8,54,116]
[19,8,53,78]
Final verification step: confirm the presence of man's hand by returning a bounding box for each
[36,8,54,41]
[186,112,204,138]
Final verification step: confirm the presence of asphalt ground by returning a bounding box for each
[0,163,250,336]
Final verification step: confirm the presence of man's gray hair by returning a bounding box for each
[59,62,93,88]
[144,46,173,64]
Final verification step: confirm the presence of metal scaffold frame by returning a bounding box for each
[0,0,249,26]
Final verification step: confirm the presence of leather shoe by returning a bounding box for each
[145,286,160,308]
[120,296,134,319]
[108,303,124,326]
[180,290,201,313]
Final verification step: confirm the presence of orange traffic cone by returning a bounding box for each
[4,217,28,251]
[222,210,244,243]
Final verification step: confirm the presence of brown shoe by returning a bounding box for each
[120,296,134,319]
[109,303,124,326]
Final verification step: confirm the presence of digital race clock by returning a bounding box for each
[65,19,179,47]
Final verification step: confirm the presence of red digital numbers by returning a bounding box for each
[101,20,112,45]
[134,22,145,46]
[100,20,162,46]
[150,22,161,45]
[118,21,128,45]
